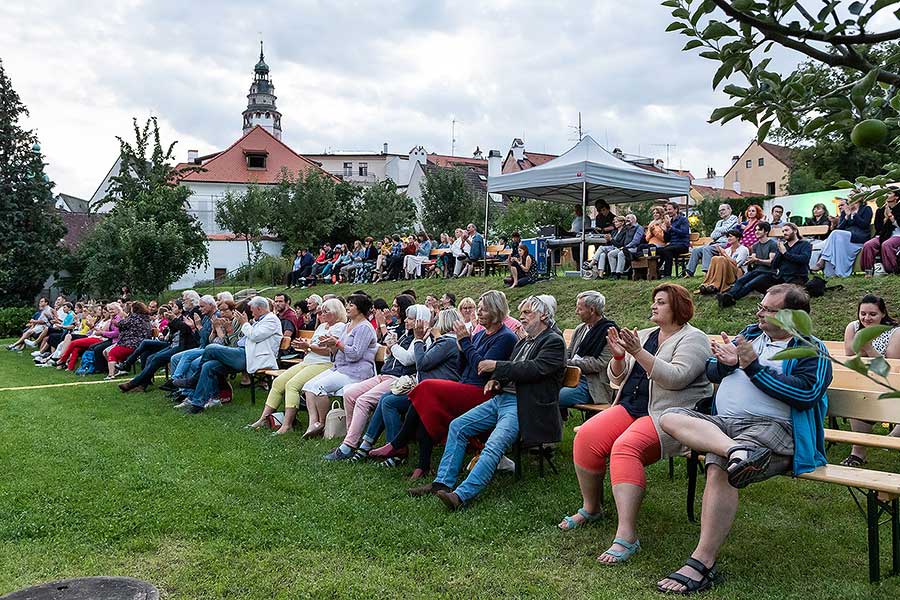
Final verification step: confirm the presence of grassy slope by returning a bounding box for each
[3,275,900,599]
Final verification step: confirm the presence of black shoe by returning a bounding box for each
[172,377,195,389]
[717,293,735,309]
[184,404,204,414]
[159,379,176,392]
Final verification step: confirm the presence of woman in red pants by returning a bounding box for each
[58,306,111,371]
[369,290,518,479]
[558,284,711,566]
[104,302,152,380]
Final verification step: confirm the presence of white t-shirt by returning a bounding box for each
[303,321,347,365]
[715,333,792,422]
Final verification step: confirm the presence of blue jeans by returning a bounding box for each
[130,346,177,388]
[170,348,204,380]
[123,339,168,371]
[364,392,410,443]
[190,345,246,407]
[558,377,591,408]
[727,270,771,300]
[686,244,723,275]
[434,392,519,504]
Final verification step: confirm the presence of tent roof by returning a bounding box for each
[487,135,690,205]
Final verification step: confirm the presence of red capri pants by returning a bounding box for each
[572,404,662,488]
[107,345,134,364]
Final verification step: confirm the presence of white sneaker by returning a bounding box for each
[36,362,54,367]
[497,455,516,473]
[24,340,36,348]
[114,370,128,377]
[204,398,222,409]
[173,400,191,409]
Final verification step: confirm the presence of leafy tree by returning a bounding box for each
[76,117,207,297]
[0,59,66,306]
[268,169,337,251]
[492,198,572,239]
[664,0,900,202]
[357,180,417,239]
[215,185,270,271]
[332,181,363,243]
[419,167,483,236]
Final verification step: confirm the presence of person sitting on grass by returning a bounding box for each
[301,294,377,438]
[506,243,536,288]
[353,308,462,472]
[657,284,831,594]
[105,302,152,380]
[696,229,749,296]
[683,203,741,278]
[247,298,347,434]
[371,290,518,488]
[179,296,282,414]
[322,303,423,461]
[557,284,711,569]
[416,295,566,510]
[558,291,616,409]
[840,295,900,467]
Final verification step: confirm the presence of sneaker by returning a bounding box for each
[36,362,54,368]
[497,455,516,473]
[114,370,128,377]
[31,350,42,357]
[173,400,191,409]
[184,404,204,415]
[204,398,222,409]
[24,340,36,348]
[323,447,353,461]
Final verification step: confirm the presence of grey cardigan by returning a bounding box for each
[412,334,460,382]
[566,322,614,405]
[607,323,712,458]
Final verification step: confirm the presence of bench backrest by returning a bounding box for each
[704,335,900,372]
[299,329,314,340]
[563,365,581,388]
[563,328,575,347]
[826,387,900,422]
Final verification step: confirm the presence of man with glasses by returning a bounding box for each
[655,284,831,593]
[683,203,740,278]
[423,295,566,511]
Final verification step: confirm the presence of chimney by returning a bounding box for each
[731,155,740,165]
[707,167,716,178]
[733,181,741,194]
[382,142,389,154]
[187,149,199,163]
[473,146,483,160]
[511,138,525,161]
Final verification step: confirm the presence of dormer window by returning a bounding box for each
[245,150,268,169]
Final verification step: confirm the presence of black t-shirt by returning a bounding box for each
[594,212,615,233]
[618,329,660,418]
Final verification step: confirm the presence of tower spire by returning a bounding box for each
[243,41,281,139]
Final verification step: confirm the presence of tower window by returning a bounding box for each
[247,153,267,169]
[343,162,353,177]
[758,157,765,166]
[359,162,368,177]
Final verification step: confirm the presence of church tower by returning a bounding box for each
[242,42,282,139]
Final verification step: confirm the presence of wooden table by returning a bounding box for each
[631,256,659,280]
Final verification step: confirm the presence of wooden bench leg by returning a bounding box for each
[668,457,675,480]
[892,497,900,577]
[249,374,256,405]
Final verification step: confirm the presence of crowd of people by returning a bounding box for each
[11,276,899,593]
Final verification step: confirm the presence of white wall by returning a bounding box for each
[170,238,285,290]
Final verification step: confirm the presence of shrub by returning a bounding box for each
[0,307,34,338]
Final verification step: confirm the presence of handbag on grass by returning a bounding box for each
[266,412,285,429]
[323,400,346,439]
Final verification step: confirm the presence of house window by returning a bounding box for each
[246,153,266,169]
[359,162,368,177]
[758,157,765,167]
[343,162,353,177]
[745,159,752,169]
[767,181,776,195]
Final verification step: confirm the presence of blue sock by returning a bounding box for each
[339,443,352,456]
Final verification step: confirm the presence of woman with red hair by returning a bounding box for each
[739,205,763,249]
[558,284,711,566]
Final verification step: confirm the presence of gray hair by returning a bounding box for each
[307,294,323,306]
[577,290,606,316]
[199,294,216,306]
[321,298,347,322]
[216,291,234,302]
[435,308,463,335]
[478,290,509,325]
[248,296,269,311]
[519,295,556,325]
[182,290,200,307]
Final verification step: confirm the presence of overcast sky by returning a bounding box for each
[2,0,809,199]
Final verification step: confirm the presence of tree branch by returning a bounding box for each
[710,0,900,44]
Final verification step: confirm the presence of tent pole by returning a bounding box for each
[580,180,587,270]
[483,189,490,274]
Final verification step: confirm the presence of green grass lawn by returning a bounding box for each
[4,274,900,598]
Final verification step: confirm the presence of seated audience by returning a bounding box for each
[289,249,314,288]
[697,229,748,295]
[457,223,486,277]
[403,232,433,279]
[683,203,740,277]
[559,291,616,408]
[558,284,711,569]
[373,294,415,343]
[657,284,831,593]
[506,243,536,288]
[440,293,456,309]
[247,298,347,433]
[840,295,900,466]
[421,295,566,510]
[642,206,666,250]
[7,297,53,352]
[450,228,470,277]
[301,294,377,437]
[606,214,644,278]
[105,302,152,380]
[657,201,691,278]
[57,306,111,371]
[805,203,832,227]
[739,204,763,249]
[586,215,626,277]
[571,205,585,234]
[303,294,322,331]
[593,200,615,234]
[118,300,197,392]
[718,223,810,308]
[861,187,900,276]
[814,194,872,277]
[159,294,217,398]
[458,297,478,332]
[768,204,786,227]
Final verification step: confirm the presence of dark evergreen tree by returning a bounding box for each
[0,58,66,306]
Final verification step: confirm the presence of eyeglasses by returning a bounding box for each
[756,303,779,314]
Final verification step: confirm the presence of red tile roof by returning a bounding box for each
[206,233,279,242]
[58,211,102,249]
[501,150,558,174]
[670,169,694,180]
[759,142,795,168]
[175,126,337,184]
[426,153,487,168]
[692,184,756,200]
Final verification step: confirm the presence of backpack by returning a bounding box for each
[804,276,843,298]
[76,350,96,376]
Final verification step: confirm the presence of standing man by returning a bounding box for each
[657,201,691,278]
[657,284,830,593]
[683,204,740,277]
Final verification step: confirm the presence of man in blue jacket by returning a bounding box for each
[657,201,691,277]
[655,284,831,594]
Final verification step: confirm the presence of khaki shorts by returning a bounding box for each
[667,408,794,482]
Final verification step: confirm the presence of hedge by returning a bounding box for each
[0,307,35,338]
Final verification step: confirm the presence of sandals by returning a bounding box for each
[840,454,867,467]
[657,557,721,595]
[598,537,640,564]
[558,507,603,531]
[726,445,771,489]
[377,456,406,468]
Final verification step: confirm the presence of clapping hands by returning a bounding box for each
[607,326,641,356]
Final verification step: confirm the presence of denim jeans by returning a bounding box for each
[686,244,723,275]
[434,392,519,504]
[189,345,246,407]
[558,377,591,408]
[123,339,168,371]
[130,346,177,388]
[364,392,410,443]
[170,348,204,380]
[727,270,771,300]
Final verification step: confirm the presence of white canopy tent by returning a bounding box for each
[485,135,691,264]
